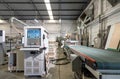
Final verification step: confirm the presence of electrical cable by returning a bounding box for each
[58,62,61,79]
[52,58,70,65]
[50,47,71,65]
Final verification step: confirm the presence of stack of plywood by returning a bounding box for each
[47,41,58,60]
[46,41,58,70]
[106,23,120,49]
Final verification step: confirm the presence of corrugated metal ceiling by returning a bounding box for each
[0,0,91,20]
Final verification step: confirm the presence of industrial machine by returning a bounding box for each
[8,34,24,72]
[21,26,48,76]
[68,45,120,79]
[0,30,6,65]
[8,17,27,72]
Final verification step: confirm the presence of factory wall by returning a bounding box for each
[94,0,99,18]
[80,0,120,49]
[103,0,112,12]
[88,23,99,45]
[43,20,77,41]
[94,0,112,18]
[0,23,24,37]
[0,23,10,36]
[43,23,61,41]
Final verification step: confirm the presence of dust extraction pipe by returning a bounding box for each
[10,17,29,34]
[10,17,28,26]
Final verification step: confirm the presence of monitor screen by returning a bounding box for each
[27,29,41,39]
[0,30,2,36]
[27,28,41,46]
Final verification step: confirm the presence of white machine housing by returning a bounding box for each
[0,30,5,65]
[24,26,41,47]
[21,26,48,76]
[0,30,5,42]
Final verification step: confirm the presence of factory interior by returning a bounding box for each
[0,0,120,79]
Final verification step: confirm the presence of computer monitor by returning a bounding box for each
[27,28,41,47]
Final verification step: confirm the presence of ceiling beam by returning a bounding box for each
[3,18,77,20]
[0,0,22,19]
[0,15,79,16]
[0,2,88,4]
[0,9,83,11]
[29,0,42,20]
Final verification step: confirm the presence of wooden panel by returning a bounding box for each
[109,23,120,49]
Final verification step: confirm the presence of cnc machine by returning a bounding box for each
[21,26,48,76]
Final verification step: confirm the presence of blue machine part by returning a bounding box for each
[27,28,41,46]
[27,29,41,39]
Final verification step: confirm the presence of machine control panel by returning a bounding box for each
[27,28,41,46]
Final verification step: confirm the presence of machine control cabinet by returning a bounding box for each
[21,26,48,76]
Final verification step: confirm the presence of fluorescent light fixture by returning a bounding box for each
[44,20,59,23]
[48,20,56,23]
[34,19,39,23]
[77,26,80,29]
[59,18,61,23]
[44,0,54,20]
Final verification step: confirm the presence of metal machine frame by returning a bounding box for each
[69,45,120,79]
[85,65,120,79]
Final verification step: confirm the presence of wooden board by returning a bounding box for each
[108,23,120,49]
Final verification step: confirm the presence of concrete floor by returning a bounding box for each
[0,47,74,79]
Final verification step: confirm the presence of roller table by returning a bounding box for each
[68,45,120,79]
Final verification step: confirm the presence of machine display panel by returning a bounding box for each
[27,29,41,38]
[27,28,41,46]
